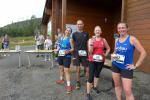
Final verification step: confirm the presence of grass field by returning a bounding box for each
[0,36,35,49]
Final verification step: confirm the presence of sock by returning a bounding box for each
[67,81,71,86]
[60,76,63,80]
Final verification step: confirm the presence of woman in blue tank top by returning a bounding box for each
[111,22,146,100]
[55,27,74,94]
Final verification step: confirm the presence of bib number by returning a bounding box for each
[58,50,65,56]
[93,55,103,62]
[114,54,125,64]
[78,50,87,56]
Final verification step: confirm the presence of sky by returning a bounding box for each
[0,0,46,27]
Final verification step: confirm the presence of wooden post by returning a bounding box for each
[121,0,127,22]
[41,25,47,39]
[51,0,59,48]
[62,0,67,32]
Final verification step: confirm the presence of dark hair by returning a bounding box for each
[117,22,128,28]
[66,27,72,33]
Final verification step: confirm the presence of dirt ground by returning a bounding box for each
[0,46,150,100]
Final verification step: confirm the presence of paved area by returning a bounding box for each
[0,46,150,100]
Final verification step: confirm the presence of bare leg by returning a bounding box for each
[94,77,99,88]
[59,65,64,80]
[87,82,92,94]
[85,67,89,80]
[64,68,71,85]
[122,78,134,100]
[112,72,122,100]
[76,66,80,81]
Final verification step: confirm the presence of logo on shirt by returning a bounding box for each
[116,46,127,52]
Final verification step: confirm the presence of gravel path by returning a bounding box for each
[0,46,150,100]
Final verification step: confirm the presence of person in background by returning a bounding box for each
[111,22,147,100]
[2,34,9,50]
[86,26,110,100]
[1,36,4,50]
[44,35,52,61]
[55,27,73,93]
[35,33,44,57]
[55,28,63,50]
[35,33,44,50]
[54,28,64,61]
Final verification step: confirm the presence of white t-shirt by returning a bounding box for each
[36,35,44,45]
[44,39,52,49]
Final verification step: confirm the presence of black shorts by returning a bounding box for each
[73,56,88,67]
[112,65,133,79]
[58,56,71,68]
[73,51,88,67]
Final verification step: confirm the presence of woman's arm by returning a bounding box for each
[131,36,147,68]
[70,39,74,53]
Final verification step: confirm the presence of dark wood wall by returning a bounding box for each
[127,0,150,73]
[65,0,122,52]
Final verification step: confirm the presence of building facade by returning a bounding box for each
[41,0,150,73]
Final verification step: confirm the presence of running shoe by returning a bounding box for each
[75,81,80,90]
[66,85,73,94]
[56,80,65,84]
[92,87,100,94]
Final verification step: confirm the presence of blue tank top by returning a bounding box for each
[59,36,71,58]
[112,35,135,69]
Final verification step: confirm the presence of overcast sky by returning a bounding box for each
[0,0,46,27]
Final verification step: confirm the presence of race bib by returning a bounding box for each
[93,55,103,62]
[78,50,87,56]
[115,54,125,64]
[58,50,65,56]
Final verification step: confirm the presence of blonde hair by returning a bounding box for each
[117,22,128,28]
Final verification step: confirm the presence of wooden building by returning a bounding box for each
[41,0,150,73]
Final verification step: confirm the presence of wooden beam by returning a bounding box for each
[44,8,52,15]
[62,0,67,32]
[121,0,127,22]
[51,0,59,48]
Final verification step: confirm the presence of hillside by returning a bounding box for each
[0,18,42,37]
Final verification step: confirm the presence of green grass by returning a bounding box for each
[0,36,35,49]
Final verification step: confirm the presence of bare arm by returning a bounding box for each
[111,39,118,61]
[70,39,74,53]
[88,38,93,55]
[131,36,147,68]
[103,38,110,57]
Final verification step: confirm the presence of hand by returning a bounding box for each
[126,64,136,70]
[65,50,70,54]
[91,36,96,43]
[89,38,95,46]
[111,54,116,61]
[53,49,58,54]
[103,53,106,57]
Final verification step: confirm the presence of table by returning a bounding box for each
[0,50,21,67]
[24,50,54,68]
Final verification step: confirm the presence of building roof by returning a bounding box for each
[41,0,52,25]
